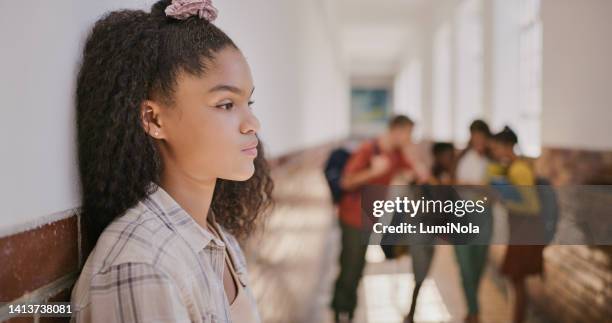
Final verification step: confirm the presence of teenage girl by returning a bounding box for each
[70,1,273,322]
[489,126,543,323]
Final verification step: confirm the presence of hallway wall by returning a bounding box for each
[540,0,612,151]
[531,147,612,323]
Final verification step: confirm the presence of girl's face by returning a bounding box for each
[146,47,260,182]
[436,150,455,171]
[470,131,488,154]
[489,140,512,162]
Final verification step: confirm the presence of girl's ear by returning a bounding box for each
[140,100,165,139]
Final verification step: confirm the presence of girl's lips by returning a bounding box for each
[241,146,258,157]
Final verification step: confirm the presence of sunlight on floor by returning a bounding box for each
[366,245,387,263]
[363,273,452,323]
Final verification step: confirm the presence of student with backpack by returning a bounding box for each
[329,115,415,323]
[489,126,545,323]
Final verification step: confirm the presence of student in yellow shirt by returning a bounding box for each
[489,126,544,323]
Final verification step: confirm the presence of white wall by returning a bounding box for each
[0,0,150,234]
[0,0,346,234]
[540,0,612,151]
[215,0,302,156]
[393,57,423,138]
[490,0,520,132]
[425,0,458,142]
[454,0,484,146]
[216,0,348,155]
[295,0,350,148]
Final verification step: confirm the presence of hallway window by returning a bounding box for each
[433,23,453,142]
[518,0,542,157]
[455,0,484,147]
[394,59,423,139]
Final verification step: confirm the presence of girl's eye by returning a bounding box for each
[248,100,255,108]
[216,102,234,110]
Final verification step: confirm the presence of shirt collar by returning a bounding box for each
[144,182,226,253]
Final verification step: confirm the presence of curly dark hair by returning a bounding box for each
[469,119,491,136]
[492,126,519,145]
[77,0,274,247]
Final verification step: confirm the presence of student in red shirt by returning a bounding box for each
[331,115,415,323]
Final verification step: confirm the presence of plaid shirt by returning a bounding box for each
[70,183,260,323]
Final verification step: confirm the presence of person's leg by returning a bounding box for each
[472,244,489,294]
[511,277,527,323]
[465,209,493,322]
[404,245,435,322]
[455,245,479,322]
[404,281,422,323]
[331,223,368,320]
[470,244,489,323]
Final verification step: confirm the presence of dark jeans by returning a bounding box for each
[454,244,489,314]
[331,222,369,316]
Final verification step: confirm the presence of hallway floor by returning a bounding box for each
[243,155,550,323]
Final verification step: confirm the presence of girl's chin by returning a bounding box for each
[224,163,256,181]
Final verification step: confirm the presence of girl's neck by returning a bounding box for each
[159,167,217,231]
[475,148,487,157]
[508,152,518,162]
[499,152,518,166]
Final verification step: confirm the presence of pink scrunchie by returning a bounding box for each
[164,0,218,22]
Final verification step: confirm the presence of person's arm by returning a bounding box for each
[504,162,540,215]
[400,145,430,184]
[74,263,191,323]
[340,143,390,191]
[341,166,380,191]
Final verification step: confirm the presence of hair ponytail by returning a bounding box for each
[77,10,163,247]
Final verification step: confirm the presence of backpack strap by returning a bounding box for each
[371,139,381,156]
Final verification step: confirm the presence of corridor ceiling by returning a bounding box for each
[330,0,430,78]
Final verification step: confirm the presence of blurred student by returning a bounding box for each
[430,142,456,184]
[489,126,543,323]
[395,134,431,185]
[403,142,454,323]
[331,115,414,323]
[456,120,491,184]
[454,120,493,323]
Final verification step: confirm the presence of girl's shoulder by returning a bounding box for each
[509,158,533,174]
[508,158,535,185]
[86,206,168,269]
[84,200,191,276]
